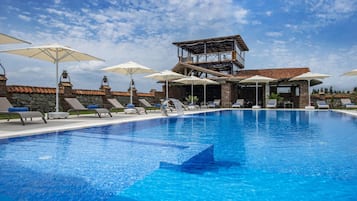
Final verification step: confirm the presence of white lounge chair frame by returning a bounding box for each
[316,100,329,109]
[266,99,277,108]
[232,99,244,108]
[341,98,357,108]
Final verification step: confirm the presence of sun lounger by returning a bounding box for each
[340,98,357,109]
[208,99,220,108]
[138,98,160,112]
[124,103,147,115]
[64,98,112,118]
[316,100,329,109]
[107,98,125,109]
[266,99,277,108]
[107,98,125,113]
[232,99,244,108]
[0,97,47,125]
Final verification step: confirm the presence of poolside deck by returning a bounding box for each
[1,109,356,140]
[0,109,222,139]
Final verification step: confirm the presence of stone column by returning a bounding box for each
[58,70,74,112]
[299,81,308,108]
[221,82,233,107]
[100,76,112,109]
[0,74,7,97]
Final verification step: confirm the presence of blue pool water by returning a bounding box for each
[1,110,357,200]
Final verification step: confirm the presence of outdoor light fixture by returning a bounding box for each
[60,70,70,82]
[102,75,109,86]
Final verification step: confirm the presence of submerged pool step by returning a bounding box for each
[159,143,214,172]
[70,131,215,172]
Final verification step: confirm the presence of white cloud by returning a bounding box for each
[3,0,356,92]
[265,32,283,37]
[18,14,31,22]
[283,0,357,30]
[234,7,249,24]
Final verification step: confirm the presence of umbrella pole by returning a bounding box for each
[130,74,133,105]
[255,82,258,106]
[307,79,311,107]
[166,79,169,100]
[191,83,194,105]
[55,50,59,113]
[204,84,206,106]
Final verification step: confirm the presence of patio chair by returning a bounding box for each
[64,98,112,118]
[232,99,244,108]
[138,98,160,111]
[123,103,147,115]
[340,98,357,109]
[316,100,329,109]
[208,99,220,108]
[0,97,47,125]
[266,99,277,108]
[107,98,125,112]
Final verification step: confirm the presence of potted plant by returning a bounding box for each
[269,93,283,101]
[185,95,199,105]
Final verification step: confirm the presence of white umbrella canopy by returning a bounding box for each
[102,61,156,104]
[0,33,31,45]
[0,44,104,113]
[145,70,185,100]
[342,69,357,76]
[174,75,204,104]
[289,72,330,109]
[240,75,276,108]
[239,75,277,83]
[289,72,331,81]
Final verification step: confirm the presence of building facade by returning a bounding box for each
[169,34,317,108]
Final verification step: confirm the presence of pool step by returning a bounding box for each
[159,143,214,172]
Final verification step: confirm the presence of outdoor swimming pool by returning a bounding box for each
[0,110,357,200]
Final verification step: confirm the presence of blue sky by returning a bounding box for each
[1,0,357,92]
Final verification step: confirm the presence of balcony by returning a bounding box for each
[179,50,245,68]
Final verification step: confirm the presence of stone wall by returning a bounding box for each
[1,74,164,113]
[9,93,56,112]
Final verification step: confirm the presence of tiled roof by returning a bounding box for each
[73,89,105,96]
[235,67,310,79]
[111,91,130,96]
[137,92,155,97]
[7,85,57,94]
[6,85,159,97]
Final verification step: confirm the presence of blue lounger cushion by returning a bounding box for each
[87,104,99,109]
[8,107,29,112]
[127,103,135,108]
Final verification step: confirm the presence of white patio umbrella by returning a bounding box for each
[289,72,330,109]
[342,69,357,76]
[0,44,104,114]
[174,75,204,105]
[0,33,31,45]
[240,75,276,109]
[102,61,155,105]
[145,70,185,100]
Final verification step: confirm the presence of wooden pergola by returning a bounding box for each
[173,35,249,73]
